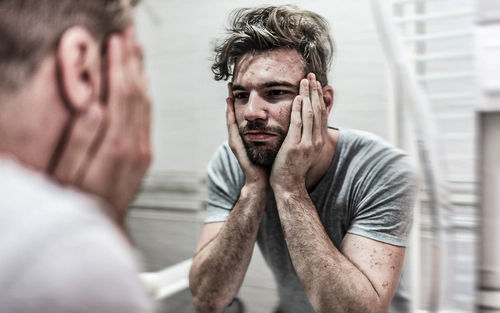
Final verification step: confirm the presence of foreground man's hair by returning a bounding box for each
[0,0,139,92]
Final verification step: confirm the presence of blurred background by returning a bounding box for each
[125,0,500,312]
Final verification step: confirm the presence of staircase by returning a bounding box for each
[371,0,478,312]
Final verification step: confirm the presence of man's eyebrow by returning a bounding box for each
[231,84,247,92]
[231,81,298,92]
[262,81,297,89]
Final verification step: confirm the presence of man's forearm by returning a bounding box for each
[189,185,268,313]
[275,188,386,313]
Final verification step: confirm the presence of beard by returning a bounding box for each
[239,121,287,168]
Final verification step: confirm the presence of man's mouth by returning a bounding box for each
[239,122,286,143]
[244,131,277,141]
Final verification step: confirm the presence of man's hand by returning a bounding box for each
[226,83,269,190]
[270,73,328,192]
[51,29,152,226]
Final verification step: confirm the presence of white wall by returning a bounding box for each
[134,0,391,174]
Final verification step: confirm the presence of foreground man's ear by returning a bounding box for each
[56,26,102,112]
[322,85,334,115]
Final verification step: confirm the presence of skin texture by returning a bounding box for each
[0,19,151,236]
[189,49,406,313]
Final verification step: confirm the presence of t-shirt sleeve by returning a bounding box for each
[205,142,245,223]
[347,146,418,247]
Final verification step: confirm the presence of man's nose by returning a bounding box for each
[244,92,268,121]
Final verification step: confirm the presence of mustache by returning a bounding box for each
[238,121,286,137]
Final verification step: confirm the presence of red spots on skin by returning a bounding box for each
[266,66,271,71]
[388,252,393,256]
[303,151,309,159]
[382,281,389,289]
[391,266,396,269]
[279,107,283,118]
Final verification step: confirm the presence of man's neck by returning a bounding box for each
[305,127,339,192]
[0,56,70,173]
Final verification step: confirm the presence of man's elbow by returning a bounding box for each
[191,294,230,313]
[189,273,230,313]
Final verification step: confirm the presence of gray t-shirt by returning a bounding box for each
[0,158,154,313]
[206,128,418,313]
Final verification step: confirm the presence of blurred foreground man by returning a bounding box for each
[0,0,153,312]
[190,5,418,313]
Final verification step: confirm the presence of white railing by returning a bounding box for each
[139,258,193,300]
[370,0,456,311]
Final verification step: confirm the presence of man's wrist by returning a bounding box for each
[270,179,307,196]
[240,183,269,199]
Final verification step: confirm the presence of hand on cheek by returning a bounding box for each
[225,84,270,189]
[270,73,327,192]
[51,32,152,227]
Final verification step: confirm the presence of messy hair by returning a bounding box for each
[212,5,334,86]
[0,0,139,92]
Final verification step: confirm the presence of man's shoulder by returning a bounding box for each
[339,128,395,151]
[334,128,417,186]
[338,128,412,164]
[0,157,130,259]
[208,141,241,174]
[0,157,110,226]
[0,158,152,313]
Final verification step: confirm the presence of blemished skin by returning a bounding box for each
[189,49,406,313]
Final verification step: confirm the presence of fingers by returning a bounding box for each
[226,96,243,150]
[299,73,326,146]
[48,26,151,228]
[51,105,103,184]
[308,74,325,141]
[78,34,126,198]
[227,82,233,98]
[300,77,313,144]
[283,94,303,145]
[226,82,239,146]
[316,81,328,136]
[82,31,151,215]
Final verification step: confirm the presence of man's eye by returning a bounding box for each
[234,93,249,99]
[269,90,287,96]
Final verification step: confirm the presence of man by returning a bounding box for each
[0,0,153,312]
[189,5,418,313]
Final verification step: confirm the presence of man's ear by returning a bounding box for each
[56,26,101,112]
[322,85,334,115]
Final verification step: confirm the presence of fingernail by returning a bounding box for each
[303,79,309,87]
[310,73,316,81]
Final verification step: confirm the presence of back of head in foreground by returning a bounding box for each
[0,1,154,312]
[0,0,151,221]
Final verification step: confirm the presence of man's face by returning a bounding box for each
[231,49,306,168]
